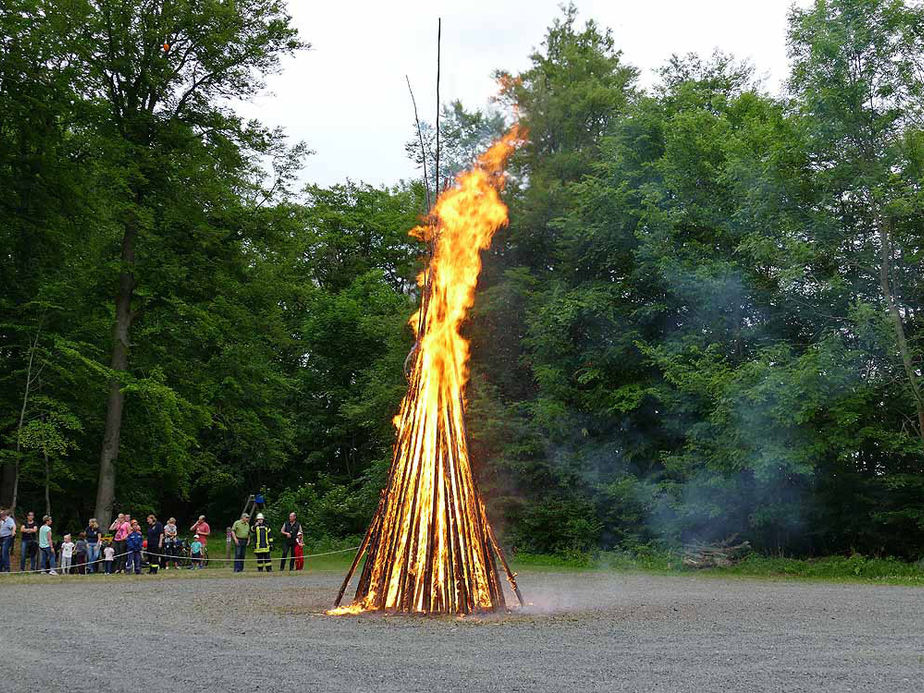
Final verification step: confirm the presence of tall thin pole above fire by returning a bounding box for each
[330,21,525,615]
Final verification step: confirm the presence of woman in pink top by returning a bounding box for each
[113,513,132,573]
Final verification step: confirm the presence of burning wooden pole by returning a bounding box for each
[330,126,525,615]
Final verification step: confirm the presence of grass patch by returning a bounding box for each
[510,549,924,586]
[5,544,922,587]
[717,554,924,585]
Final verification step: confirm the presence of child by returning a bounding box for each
[125,521,143,575]
[294,529,304,571]
[60,534,75,575]
[189,534,203,570]
[74,532,88,575]
[103,543,115,574]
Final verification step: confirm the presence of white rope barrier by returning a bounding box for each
[0,550,133,576]
[0,545,360,576]
[142,546,361,562]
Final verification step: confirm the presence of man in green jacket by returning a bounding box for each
[231,513,250,573]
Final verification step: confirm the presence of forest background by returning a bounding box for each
[3,0,924,561]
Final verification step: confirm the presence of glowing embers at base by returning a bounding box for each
[330,127,526,615]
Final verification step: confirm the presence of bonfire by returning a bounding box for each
[330,127,526,615]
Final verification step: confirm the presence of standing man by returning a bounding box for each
[190,515,211,552]
[231,513,250,573]
[145,514,164,574]
[279,512,301,572]
[20,510,38,572]
[0,509,16,572]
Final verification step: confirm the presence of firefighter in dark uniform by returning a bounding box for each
[252,513,273,572]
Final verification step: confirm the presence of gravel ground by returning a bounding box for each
[2,567,921,692]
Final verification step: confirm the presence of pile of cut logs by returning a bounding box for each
[682,535,751,569]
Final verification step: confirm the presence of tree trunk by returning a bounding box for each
[0,329,40,512]
[878,218,924,443]
[43,447,51,517]
[94,223,137,527]
[0,459,15,511]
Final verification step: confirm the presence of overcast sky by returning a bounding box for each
[238,1,808,189]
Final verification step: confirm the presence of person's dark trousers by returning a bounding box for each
[147,550,159,574]
[113,540,126,572]
[75,553,86,575]
[0,535,12,572]
[126,550,141,574]
[233,541,247,572]
[104,560,113,574]
[279,542,297,571]
[256,553,272,572]
[20,541,37,572]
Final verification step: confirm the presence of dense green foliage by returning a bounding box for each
[2,0,923,560]
[471,1,924,559]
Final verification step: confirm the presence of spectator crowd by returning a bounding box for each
[0,507,305,575]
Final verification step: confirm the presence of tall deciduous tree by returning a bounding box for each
[61,0,304,525]
[0,1,87,510]
[467,4,638,551]
[789,0,924,441]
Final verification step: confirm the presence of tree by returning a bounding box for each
[789,0,924,442]
[55,0,305,525]
[0,1,88,509]
[405,100,507,196]
[283,182,424,534]
[0,324,41,513]
[467,4,639,551]
[18,396,83,516]
[495,3,637,265]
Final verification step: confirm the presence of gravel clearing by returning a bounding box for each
[2,567,921,692]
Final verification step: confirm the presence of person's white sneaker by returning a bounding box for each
[48,570,58,575]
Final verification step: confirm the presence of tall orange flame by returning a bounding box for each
[331,126,525,614]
